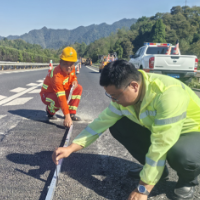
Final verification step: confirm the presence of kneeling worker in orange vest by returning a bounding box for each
[40,47,82,127]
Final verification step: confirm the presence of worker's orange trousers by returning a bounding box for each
[41,84,82,115]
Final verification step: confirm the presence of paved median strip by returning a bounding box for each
[0,83,42,106]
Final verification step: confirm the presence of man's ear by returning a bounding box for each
[129,81,139,92]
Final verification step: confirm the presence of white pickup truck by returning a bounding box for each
[129,42,198,79]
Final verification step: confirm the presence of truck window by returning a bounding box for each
[146,47,176,55]
[135,48,142,56]
[139,47,146,55]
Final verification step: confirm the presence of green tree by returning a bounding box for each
[121,39,133,58]
[171,6,183,15]
[151,19,166,43]
[18,51,23,62]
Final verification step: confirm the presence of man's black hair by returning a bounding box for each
[100,60,141,89]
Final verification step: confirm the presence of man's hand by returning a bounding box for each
[64,114,73,127]
[128,180,154,200]
[127,189,147,200]
[52,143,84,165]
[72,81,78,90]
[52,147,72,165]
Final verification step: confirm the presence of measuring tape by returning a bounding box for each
[45,86,75,200]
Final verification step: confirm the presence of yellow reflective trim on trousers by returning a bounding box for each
[56,91,65,97]
[69,106,77,110]
[42,84,48,89]
[63,77,69,85]
[50,68,54,78]
[46,98,55,103]
[46,98,56,113]
[71,95,81,100]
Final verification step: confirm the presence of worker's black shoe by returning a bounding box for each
[173,185,194,200]
[46,110,57,120]
[128,165,169,181]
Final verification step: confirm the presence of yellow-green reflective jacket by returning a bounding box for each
[73,70,200,185]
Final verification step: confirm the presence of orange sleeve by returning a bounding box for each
[52,74,69,115]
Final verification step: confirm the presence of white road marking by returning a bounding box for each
[0,115,7,120]
[0,95,7,100]
[10,87,27,93]
[0,83,42,105]
[85,65,99,72]
[37,80,44,83]
[26,83,38,86]
[28,89,41,93]
[3,97,33,106]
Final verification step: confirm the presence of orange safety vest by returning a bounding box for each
[40,65,77,115]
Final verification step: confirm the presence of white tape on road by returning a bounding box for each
[0,83,42,105]
[45,125,74,200]
[0,115,7,120]
[3,97,33,106]
[0,95,7,100]
[10,87,27,93]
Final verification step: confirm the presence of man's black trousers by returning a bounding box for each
[109,117,200,186]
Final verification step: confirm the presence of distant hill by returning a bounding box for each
[0,18,137,49]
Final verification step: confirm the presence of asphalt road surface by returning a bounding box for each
[0,66,200,200]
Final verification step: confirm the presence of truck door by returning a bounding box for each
[134,48,142,68]
[137,47,145,69]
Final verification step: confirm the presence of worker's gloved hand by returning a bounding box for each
[72,81,78,90]
[52,147,71,165]
[64,114,73,127]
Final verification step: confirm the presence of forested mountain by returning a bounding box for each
[0,38,59,62]
[0,18,137,49]
[2,6,200,63]
[75,6,200,62]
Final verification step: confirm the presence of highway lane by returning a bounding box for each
[0,66,200,200]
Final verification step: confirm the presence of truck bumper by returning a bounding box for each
[149,70,196,78]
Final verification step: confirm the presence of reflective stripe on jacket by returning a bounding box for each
[40,65,77,115]
[73,70,200,185]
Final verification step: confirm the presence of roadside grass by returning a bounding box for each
[186,77,200,89]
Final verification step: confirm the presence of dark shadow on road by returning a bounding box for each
[8,109,65,129]
[6,127,70,200]
[6,150,177,200]
[61,153,176,200]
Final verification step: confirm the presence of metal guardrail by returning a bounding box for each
[0,61,60,70]
[0,60,80,71]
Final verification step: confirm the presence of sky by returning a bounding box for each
[0,0,200,37]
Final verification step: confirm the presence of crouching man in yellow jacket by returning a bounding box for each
[52,60,200,200]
